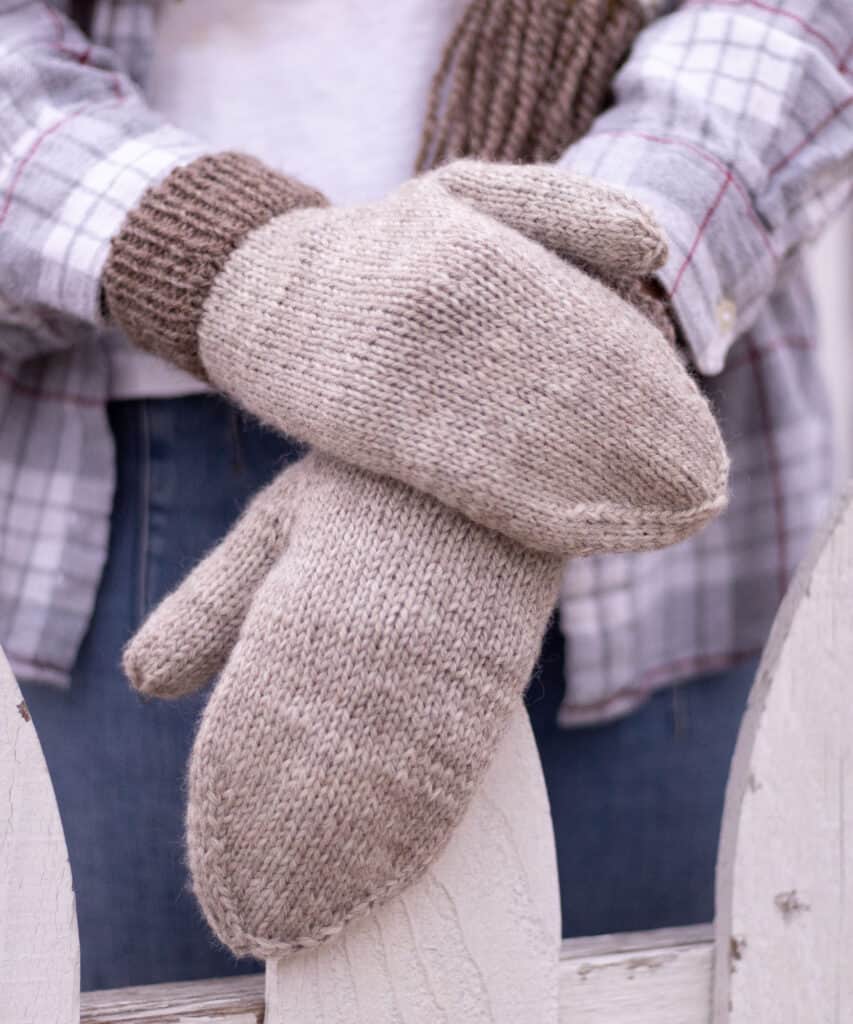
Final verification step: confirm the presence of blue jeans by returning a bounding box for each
[526,619,757,938]
[21,396,756,990]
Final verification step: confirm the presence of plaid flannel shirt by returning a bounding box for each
[1,1,851,724]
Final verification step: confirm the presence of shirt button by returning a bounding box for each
[716,297,737,335]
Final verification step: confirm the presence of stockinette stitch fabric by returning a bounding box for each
[123,175,729,957]
[106,160,724,555]
[127,452,563,956]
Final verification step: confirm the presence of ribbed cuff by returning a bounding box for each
[102,152,328,379]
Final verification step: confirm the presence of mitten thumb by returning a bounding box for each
[123,456,307,699]
[434,160,668,281]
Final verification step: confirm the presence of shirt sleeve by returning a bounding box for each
[560,0,853,375]
[0,2,209,336]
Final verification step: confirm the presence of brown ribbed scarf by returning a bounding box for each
[73,0,643,169]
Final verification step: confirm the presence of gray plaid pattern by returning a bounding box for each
[558,0,852,722]
[0,2,851,727]
[0,1,206,684]
[0,3,204,324]
[0,335,112,685]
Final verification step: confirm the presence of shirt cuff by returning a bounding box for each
[39,124,209,326]
[559,130,779,375]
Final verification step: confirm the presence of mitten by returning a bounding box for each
[104,157,726,554]
[127,452,563,956]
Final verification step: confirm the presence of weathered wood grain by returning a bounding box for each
[79,973,264,1023]
[265,706,561,1024]
[76,926,718,1023]
[713,489,853,1023]
[560,925,713,1024]
[0,647,79,1024]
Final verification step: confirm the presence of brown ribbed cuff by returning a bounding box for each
[102,152,328,380]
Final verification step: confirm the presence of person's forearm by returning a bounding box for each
[0,2,207,355]
[560,0,853,375]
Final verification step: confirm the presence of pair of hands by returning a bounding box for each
[120,159,728,958]
[124,158,728,701]
[108,158,724,557]
[195,160,717,554]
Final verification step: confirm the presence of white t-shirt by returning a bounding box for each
[111,0,463,399]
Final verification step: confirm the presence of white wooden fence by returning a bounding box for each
[2,485,852,1024]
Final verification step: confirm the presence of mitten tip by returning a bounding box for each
[122,638,185,700]
[121,641,153,696]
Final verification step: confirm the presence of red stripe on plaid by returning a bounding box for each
[41,0,123,96]
[41,1,65,35]
[0,108,84,226]
[671,174,732,296]
[0,366,102,407]
[54,42,92,65]
[684,0,845,65]
[592,130,778,266]
[2,6,128,224]
[769,97,853,177]
[0,92,127,228]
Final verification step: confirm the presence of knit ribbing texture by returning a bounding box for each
[415,0,645,169]
[102,152,327,379]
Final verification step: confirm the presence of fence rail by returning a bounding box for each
[3,489,852,1024]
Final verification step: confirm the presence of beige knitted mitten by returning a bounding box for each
[104,157,726,554]
[126,452,563,957]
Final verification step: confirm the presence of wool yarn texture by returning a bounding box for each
[415,0,645,169]
[126,452,564,956]
[121,160,729,957]
[105,158,726,556]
